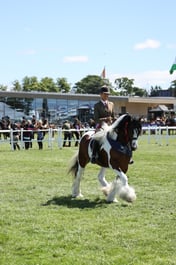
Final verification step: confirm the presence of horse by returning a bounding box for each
[68,114,142,203]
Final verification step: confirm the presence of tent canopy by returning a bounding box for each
[149,105,169,112]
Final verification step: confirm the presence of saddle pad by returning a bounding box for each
[107,133,132,157]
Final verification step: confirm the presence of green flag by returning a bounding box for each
[169,57,176,74]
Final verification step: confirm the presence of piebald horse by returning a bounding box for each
[68,114,141,203]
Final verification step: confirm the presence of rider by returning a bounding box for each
[91,85,134,164]
[91,85,115,163]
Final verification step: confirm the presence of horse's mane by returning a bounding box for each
[92,114,131,143]
[109,114,130,131]
[107,114,131,139]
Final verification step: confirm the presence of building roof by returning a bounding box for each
[149,105,169,112]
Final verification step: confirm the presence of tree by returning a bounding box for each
[114,77,134,96]
[114,77,148,97]
[22,76,39,91]
[74,75,112,94]
[169,80,176,97]
[56,77,71,93]
[39,77,57,92]
[12,80,22,91]
[132,86,148,97]
[150,85,162,97]
[0,84,8,91]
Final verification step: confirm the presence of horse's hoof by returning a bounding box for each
[101,185,111,196]
[106,198,118,203]
[72,193,83,198]
[119,186,136,203]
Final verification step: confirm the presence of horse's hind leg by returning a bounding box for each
[72,165,85,198]
[98,167,113,198]
[98,167,109,187]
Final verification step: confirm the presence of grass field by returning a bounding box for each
[0,136,176,265]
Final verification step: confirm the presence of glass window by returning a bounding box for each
[0,94,98,123]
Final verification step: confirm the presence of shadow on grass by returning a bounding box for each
[42,195,109,209]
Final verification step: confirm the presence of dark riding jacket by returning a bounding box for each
[94,100,115,126]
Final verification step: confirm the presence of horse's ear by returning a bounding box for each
[117,114,131,128]
[127,114,132,121]
[124,114,132,123]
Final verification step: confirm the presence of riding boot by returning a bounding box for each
[91,139,99,164]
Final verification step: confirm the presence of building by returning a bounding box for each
[0,91,175,123]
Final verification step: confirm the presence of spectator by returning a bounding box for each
[22,120,32,150]
[42,118,49,138]
[36,120,45,150]
[31,115,37,126]
[11,123,20,150]
[88,118,96,129]
[62,120,72,147]
[72,117,82,147]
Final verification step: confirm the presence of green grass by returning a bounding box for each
[0,136,176,265]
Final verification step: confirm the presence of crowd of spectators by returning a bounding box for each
[0,115,97,150]
[140,113,176,135]
[1,113,175,150]
[62,117,96,147]
[0,115,50,150]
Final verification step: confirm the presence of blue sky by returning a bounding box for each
[1,0,176,90]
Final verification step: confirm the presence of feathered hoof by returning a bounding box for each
[72,193,84,198]
[119,186,136,203]
[101,185,111,196]
[106,198,118,203]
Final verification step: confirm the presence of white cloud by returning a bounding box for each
[63,56,88,63]
[134,39,161,50]
[110,70,172,90]
[130,70,170,88]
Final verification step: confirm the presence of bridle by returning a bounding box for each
[114,118,141,150]
[130,121,142,150]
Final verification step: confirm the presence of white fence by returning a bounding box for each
[0,126,176,150]
[0,128,94,150]
[141,126,176,145]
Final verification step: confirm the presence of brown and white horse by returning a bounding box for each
[68,114,142,203]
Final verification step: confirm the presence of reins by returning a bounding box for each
[115,119,136,148]
[124,121,129,144]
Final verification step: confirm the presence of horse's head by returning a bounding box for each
[129,117,142,150]
[110,114,141,151]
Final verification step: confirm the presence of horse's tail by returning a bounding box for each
[67,152,79,178]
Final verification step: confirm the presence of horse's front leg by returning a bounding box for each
[72,165,84,198]
[106,169,136,203]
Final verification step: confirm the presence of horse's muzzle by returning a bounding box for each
[131,140,138,151]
